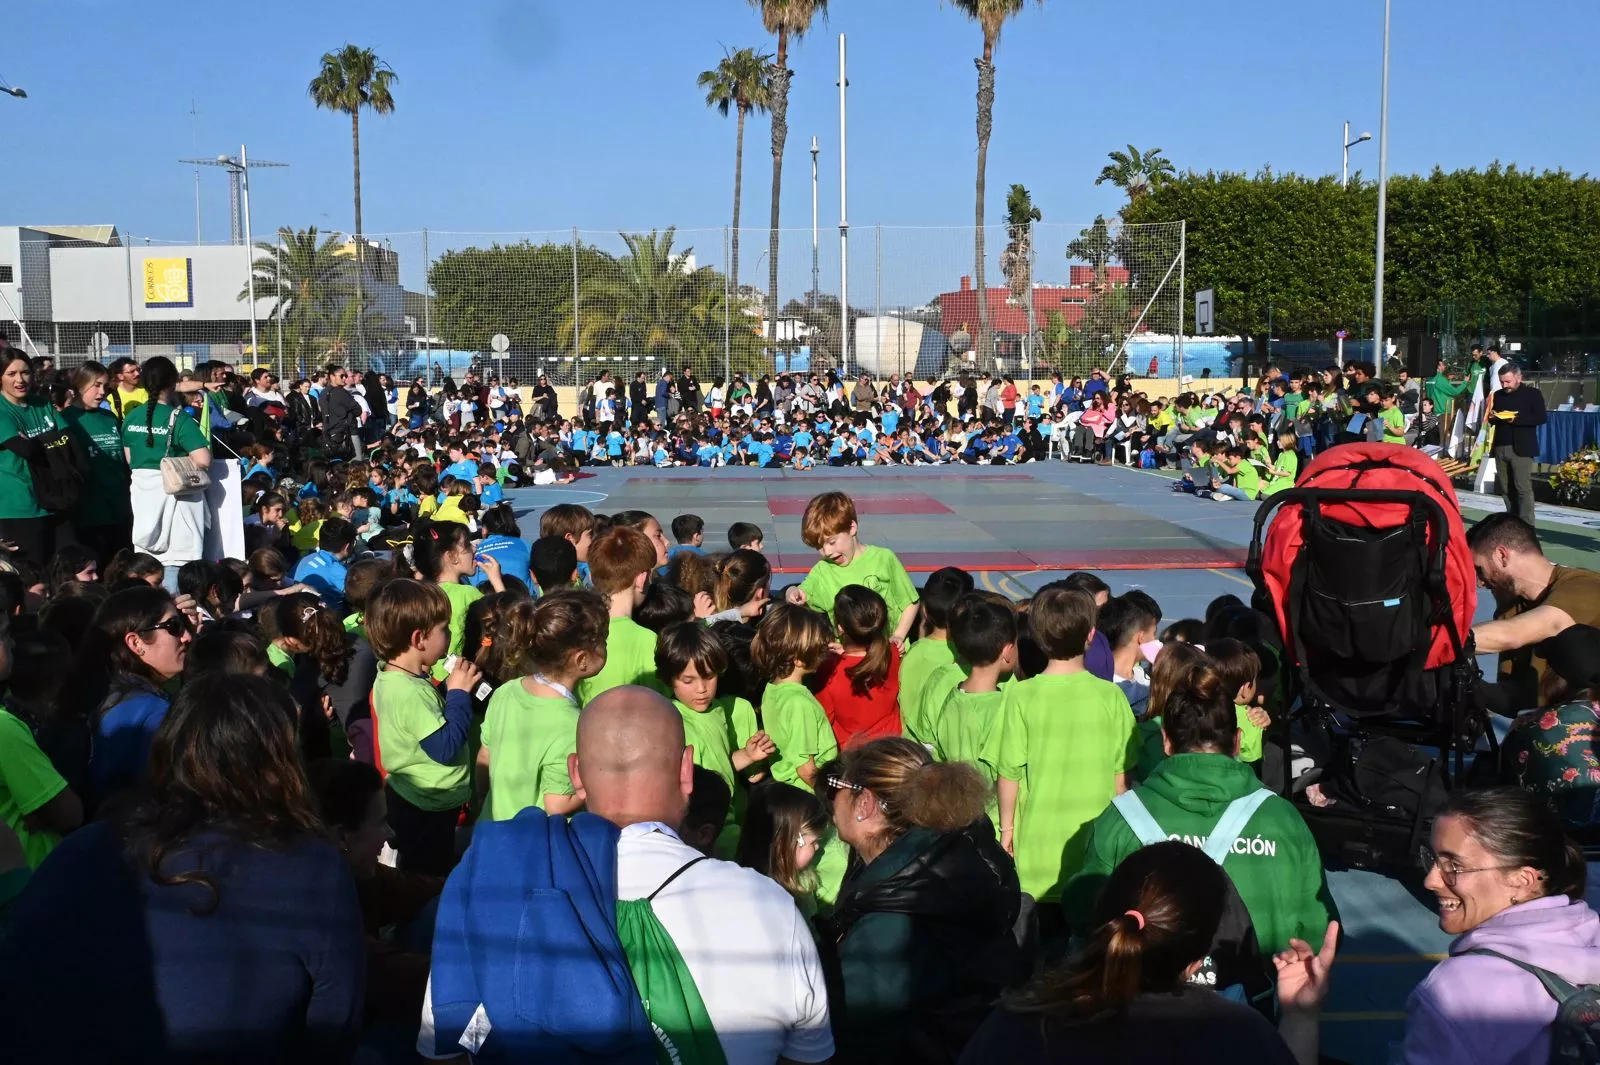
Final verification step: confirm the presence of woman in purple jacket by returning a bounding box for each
[1402,786,1600,1065]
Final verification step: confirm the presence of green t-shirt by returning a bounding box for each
[909,660,968,748]
[929,683,1005,827]
[62,406,131,527]
[430,581,484,681]
[995,671,1138,901]
[1381,405,1407,443]
[677,695,759,856]
[1227,460,1261,500]
[0,397,66,519]
[372,667,472,811]
[121,401,207,471]
[898,637,955,741]
[1282,394,1308,422]
[0,708,69,869]
[1263,449,1299,497]
[266,642,296,678]
[575,615,667,704]
[1236,703,1264,763]
[482,679,579,821]
[762,680,839,794]
[799,545,918,631]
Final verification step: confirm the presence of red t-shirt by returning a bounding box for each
[815,644,903,749]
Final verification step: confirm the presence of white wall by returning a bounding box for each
[49,243,277,323]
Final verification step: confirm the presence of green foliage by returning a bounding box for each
[698,46,773,117]
[428,241,615,354]
[240,226,355,365]
[1001,183,1041,297]
[308,45,396,117]
[1096,144,1176,202]
[1124,165,1600,341]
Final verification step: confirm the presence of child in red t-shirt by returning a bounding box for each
[815,585,902,748]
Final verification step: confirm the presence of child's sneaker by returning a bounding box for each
[1195,488,1214,499]
[1209,492,1230,502]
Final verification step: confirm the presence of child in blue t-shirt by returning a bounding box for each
[881,407,900,435]
[1027,385,1045,420]
[792,445,815,470]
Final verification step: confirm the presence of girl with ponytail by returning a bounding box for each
[406,519,505,680]
[968,840,1332,1065]
[818,736,1021,1064]
[815,585,902,748]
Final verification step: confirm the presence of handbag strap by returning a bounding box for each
[164,406,182,458]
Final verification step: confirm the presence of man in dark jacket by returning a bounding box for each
[654,371,673,425]
[629,373,649,426]
[1487,361,1546,527]
[678,365,702,414]
[320,366,363,459]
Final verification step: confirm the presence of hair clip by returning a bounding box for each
[480,637,494,648]
[299,606,317,623]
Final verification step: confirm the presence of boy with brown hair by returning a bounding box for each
[574,526,669,704]
[1206,637,1270,766]
[995,585,1139,925]
[785,491,918,645]
[367,578,482,874]
[540,503,596,583]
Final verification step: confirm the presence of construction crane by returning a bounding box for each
[178,153,288,244]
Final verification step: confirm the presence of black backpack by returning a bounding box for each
[1111,789,1276,1018]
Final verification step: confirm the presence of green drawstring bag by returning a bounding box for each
[615,857,729,1065]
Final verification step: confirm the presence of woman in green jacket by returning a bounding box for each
[0,349,69,566]
[62,362,132,567]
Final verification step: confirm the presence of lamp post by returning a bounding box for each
[217,146,260,363]
[1343,121,1371,187]
[1372,0,1392,367]
[810,135,820,310]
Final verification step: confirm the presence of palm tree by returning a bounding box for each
[751,0,827,340]
[698,46,773,294]
[950,0,1039,367]
[1067,214,1114,284]
[239,226,354,366]
[308,45,397,253]
[1000,183,1041,299]
[1095,144,1176,203]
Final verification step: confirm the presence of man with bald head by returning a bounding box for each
[422,686,833,1065]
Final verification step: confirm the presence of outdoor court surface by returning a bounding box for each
[505,461,1600,1064]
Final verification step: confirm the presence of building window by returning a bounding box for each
[0,265,12,284]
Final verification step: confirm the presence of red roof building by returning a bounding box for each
[937,267,1131,339]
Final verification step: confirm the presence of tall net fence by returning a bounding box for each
[3,220,1185,387]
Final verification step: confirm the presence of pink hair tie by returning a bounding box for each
[1124,909,1146,930]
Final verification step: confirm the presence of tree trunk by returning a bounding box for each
[767,34,790,347]
[732,103,746,293]
[351,109,363,244]
[974,56,995,371]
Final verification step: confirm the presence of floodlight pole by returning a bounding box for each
[1372,0,1392,368]
[239,145,259,363]
[838,32,849,377]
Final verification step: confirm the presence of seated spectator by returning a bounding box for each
[1502,624,1600,830]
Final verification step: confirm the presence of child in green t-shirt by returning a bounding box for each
[575,525,670,704]
[786,491,919,644]
[411,520,506,680]
[1262,426,1302,497]
[367,578,483,875]
[996,587,1138,908]
[655,620,775,856]
[929,594,1018,830]
[1208,637,1270,767]
[751,603,838,793]
[897,567,975,747]
[1379,386,1408,444]
[734,781,828,920]
[1207,445,1261,503]
[480,588,609,822]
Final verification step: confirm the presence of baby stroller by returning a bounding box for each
[1247,442,1488,872]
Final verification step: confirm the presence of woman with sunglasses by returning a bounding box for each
[817,737,1021,1064]
[1400,786,1599,1065]
[80,586,193,808]
[0,673,365,1063]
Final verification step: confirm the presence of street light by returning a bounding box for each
[1343,121,1371,187]
[216,146,260,364]
[0,73,25,99]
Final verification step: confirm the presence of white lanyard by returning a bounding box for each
[533,673,578,706]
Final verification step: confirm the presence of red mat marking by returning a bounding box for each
[766,494,953,516]
[622,472,1037,484]
[768,548,1248,573]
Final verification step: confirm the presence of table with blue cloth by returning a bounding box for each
[1538,409,1600,464]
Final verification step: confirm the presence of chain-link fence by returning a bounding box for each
[0,220,1186,387]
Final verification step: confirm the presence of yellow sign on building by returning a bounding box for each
[143,257,193,308]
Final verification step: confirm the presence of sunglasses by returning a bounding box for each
[140,615,192,639]
[822,775,862,800]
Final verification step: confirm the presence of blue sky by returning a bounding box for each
[5,0,1597,297]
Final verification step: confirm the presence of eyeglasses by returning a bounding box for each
[140,615,192,639]
[1422,848,1523,888]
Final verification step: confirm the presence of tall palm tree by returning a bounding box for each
[698,47,773,294]
[950,0,1039,366]
[751,0,827,340]
[1000,182,1041,298]
[1095,144,1176,203]
[308,45,397,253]
[239,226,354,366]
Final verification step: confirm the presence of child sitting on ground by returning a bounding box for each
[786,491,919,645]
[480,589,606,821]
[995,586,1139,930]
[655,621,775,856]
[367,578,482,875]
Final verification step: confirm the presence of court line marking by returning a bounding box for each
[1208,567,1256,589]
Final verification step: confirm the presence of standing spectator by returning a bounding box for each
[0,674,366,1065]
[106,356,148,422]
[286,377,320,436]
[318,365,362,458]
[820,737,1021,1064]
[123,357,211,590]
[679,364,702,413]
[61,361,132,566]
[1485,362,1546,528]
[0,349,70,566]
[360,370,389,445]
[655,369,674,425]
[405,377,429,429]
[629,370,650,425]
[530,373,558,421]
[422,685,835,1064]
